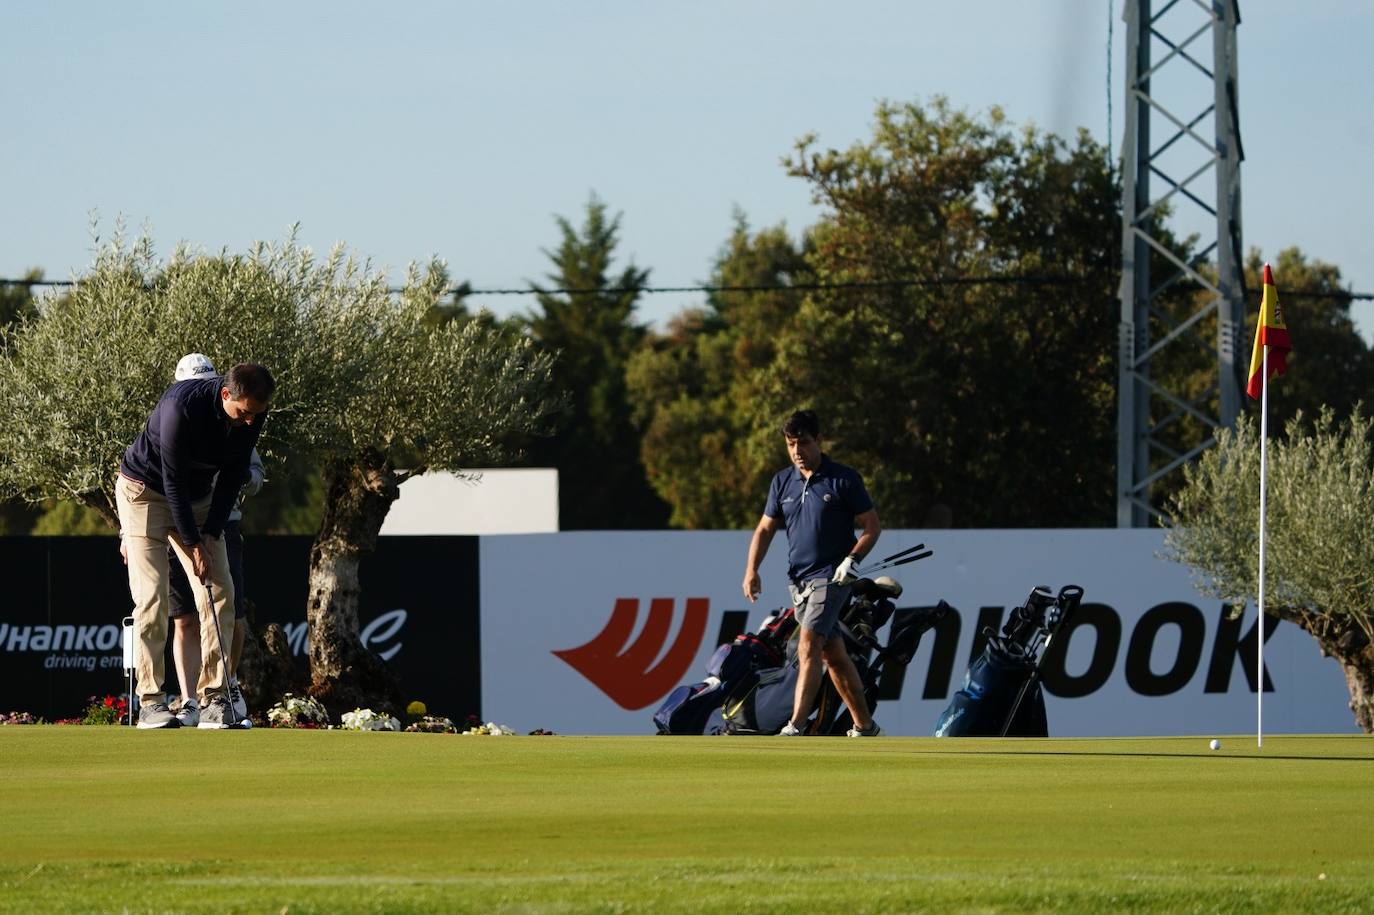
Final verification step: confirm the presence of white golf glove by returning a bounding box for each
[832,555,859,585]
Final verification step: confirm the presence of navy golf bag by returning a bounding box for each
[934,584,1083,737]
[652,609,797,734]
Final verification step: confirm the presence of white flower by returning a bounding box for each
[462,721,515,736]
[340,708,401,731]
[266,693,330,728]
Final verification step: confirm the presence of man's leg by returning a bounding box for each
[170,614,201,705]
[231,620,246,679]
[167,547,201,705]
[788,628,828,729]
[822,635,875,732]
[115,477,173,709]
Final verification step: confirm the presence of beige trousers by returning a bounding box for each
[115,475,235,705]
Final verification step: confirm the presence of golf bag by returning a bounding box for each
[933,584,1084,737]
[652,609,798,734]
[720,577,950,735]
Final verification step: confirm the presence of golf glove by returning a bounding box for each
[832,555,859,584]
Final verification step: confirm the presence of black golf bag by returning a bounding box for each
[719,577,950,735]
[652,609,797,735]
[933,584,1083,737]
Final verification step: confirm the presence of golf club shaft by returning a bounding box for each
[858,549,933,576]
[875,543,926,564]
[205,577,239,726]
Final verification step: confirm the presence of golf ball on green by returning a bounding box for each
[1209,739,1221,750]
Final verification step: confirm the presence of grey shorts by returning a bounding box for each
[789,579,851,639]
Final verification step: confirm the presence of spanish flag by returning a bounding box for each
[1246,263,1292,400]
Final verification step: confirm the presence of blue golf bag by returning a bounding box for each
[934,584,1083,737]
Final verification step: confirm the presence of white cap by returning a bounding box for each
[174,352,216,382]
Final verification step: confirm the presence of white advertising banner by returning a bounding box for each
[479,530,1355,736]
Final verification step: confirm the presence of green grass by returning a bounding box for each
[1,730,1370,913]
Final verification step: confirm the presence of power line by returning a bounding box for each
[3,274,1370,301]
[0,274,1079,295]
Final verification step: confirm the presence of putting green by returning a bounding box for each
[1,730,1370,913]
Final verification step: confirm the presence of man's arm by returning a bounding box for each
[831,507,881,584]
[241,447,266,501]
[158,403,202,548]
[850,508,881,562]
[204,428,262,537]
[743,514,781,603]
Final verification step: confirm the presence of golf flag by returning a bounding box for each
[1246,264,1292,399]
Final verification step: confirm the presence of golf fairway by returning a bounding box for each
[1,730,1370,913]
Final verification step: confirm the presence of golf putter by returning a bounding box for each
[204,576,242,728]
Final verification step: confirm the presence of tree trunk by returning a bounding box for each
[305,453,406,720]
[1277,606,1374,733]
[237,620,303,715]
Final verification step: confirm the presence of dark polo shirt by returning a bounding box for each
[120,375,265,547]
[764,455,873,584]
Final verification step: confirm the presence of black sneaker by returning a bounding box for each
[137,701,181,730]
[198,695,250,730]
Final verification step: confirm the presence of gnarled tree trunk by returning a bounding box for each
[1277,606,1374,733]
[305,452,408,719]
[238,620,303,713]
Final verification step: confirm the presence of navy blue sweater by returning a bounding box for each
[120,376,266,546]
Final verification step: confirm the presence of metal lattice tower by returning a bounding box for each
[1117,0,1244,526]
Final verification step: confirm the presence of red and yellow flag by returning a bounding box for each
[1246,263,1292,400]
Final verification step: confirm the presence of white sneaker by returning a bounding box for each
[846,721,883,737]
[174,698,200,728]
[778,722,804,736]
[228,679,249,721]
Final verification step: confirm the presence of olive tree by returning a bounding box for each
[0,230,556,716]
[1165,409,1374,731]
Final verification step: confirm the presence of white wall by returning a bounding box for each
[380,469,558,535]
[478,530,1356,736]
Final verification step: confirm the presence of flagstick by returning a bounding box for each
[1257,343,1269,748]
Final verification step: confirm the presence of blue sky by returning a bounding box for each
[3,1,1370,336]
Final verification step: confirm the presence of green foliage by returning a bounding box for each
[0,270,41,330]
[635,99,1123,528]
[0,230,317,523]
[78,694,128,725]
[31,499,112,536]
[0,272,45,533]
[1166,408,1374,640]
[238,462,326,535]
[0,227,557,535]
[524,195,668,528]
[628,213,812,527]
[783,100,1123,527]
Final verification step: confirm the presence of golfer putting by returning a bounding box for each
[742,409,884,737]
[115,362,274,730]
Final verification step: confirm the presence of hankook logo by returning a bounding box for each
[554,598,710,710]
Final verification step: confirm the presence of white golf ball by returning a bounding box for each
[1209,739,1221,751]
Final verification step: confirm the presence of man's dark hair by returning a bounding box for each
[225,363,276,402]
[781,409,821,439]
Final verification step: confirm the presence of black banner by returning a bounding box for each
[0,536,481,722]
